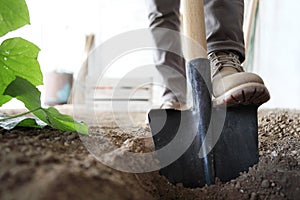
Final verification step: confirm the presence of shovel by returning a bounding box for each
[148,0,259,188]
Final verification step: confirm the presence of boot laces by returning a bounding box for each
[209,51,244,77]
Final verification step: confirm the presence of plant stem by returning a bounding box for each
[0,107,41,121]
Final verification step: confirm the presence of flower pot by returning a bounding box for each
[44,71,73,106]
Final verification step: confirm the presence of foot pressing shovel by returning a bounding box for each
[148,0,259,188]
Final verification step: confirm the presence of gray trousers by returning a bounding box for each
[146,0,245,104]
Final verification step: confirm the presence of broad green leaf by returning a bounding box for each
[4,77,88,135]
[0,116,46,130]
[0,95,12,106]
[0,38,42,97]
[38,107,88,135]
[0,0,30,36]
[4,76,41,110]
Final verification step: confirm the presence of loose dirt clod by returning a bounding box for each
[0,109,299,200]
[261,179,270,188]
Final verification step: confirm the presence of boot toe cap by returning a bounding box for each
[212,72,265,98]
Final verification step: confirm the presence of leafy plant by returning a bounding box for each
[0,0,88,135]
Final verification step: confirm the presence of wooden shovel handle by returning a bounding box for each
[183,0,207,60]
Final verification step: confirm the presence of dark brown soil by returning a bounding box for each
[0,109,299,200]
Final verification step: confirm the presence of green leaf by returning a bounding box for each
[37,107,88,135]
[0,37,42,97]
[4,76,41,110]
[4,77,88,135]
[0,0,30,36]
[0,95,12,106]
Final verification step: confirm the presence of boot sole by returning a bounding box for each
[213,82,270,107]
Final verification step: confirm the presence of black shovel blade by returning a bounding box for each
[148,105,259,188]
[213,105,259,182]
[148,109,214,188]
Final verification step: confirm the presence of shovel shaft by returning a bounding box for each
[187,58,214,186]
[183,0,207,60]
[184,0,214,186]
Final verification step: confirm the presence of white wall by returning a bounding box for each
[0,0,104,108]
[1,0,103,75]
[253,0,300,109]
[93,0,152,78]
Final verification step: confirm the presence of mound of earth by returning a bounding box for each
[0,109,299,200]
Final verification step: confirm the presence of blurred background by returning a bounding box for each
[0,0,299,110]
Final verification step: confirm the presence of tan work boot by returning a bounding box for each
[209,51,270,107]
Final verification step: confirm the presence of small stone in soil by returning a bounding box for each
[291,150,297,155]
[235,182,241,189]
[36,134,45,140]
[67,133,78,141]
[84,162,91,169]
[261,179,270,188]
[271,182,275,187]
[20,146,27,152]
[250,192,257,200]
[271,151,278,157]
[5,147,10,153]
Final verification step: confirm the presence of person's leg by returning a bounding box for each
[204,0,270,106]
[204,0,245,61]
[146,0,187,109]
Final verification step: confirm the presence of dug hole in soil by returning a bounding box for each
[0,109,299,200]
